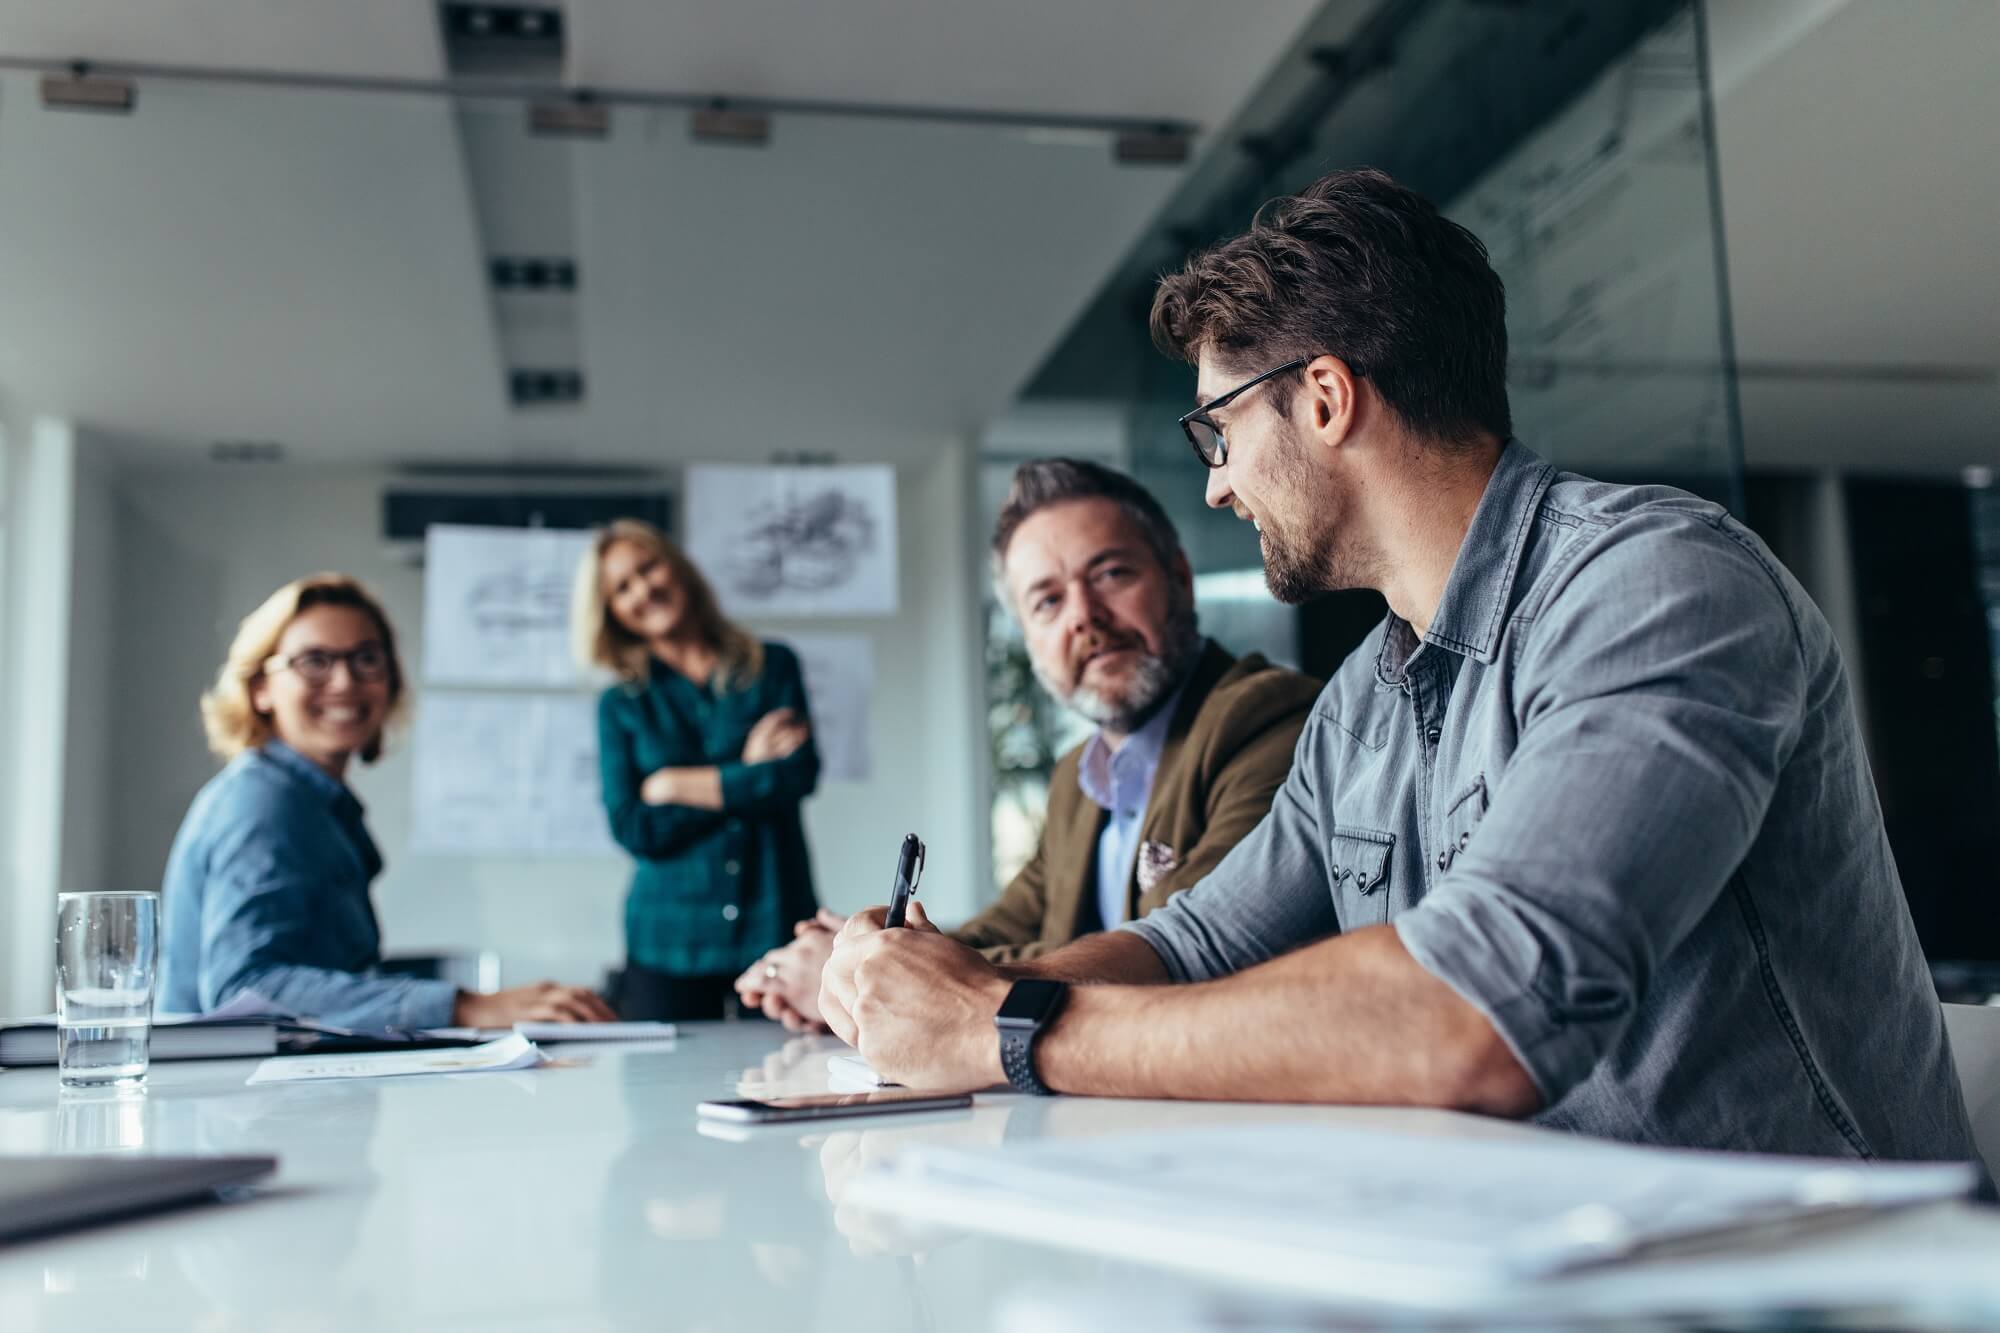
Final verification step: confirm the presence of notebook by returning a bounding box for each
[0,1013,279,1066]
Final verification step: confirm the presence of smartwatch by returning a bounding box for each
[994,978,1069,1096]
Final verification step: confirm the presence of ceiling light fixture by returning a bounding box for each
[691,101,771,147]
[40,64,134,114]
[1114,129,1190,166]
[528,95,608,139]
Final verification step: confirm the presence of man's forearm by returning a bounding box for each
[1003,929,1171,985]
[1029,924,1542,1115]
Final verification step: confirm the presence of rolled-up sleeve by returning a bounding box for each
[1122,715,1339,981]
[1395,514,1805,1103]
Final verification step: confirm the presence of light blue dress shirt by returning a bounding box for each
[1075,678,1188,931]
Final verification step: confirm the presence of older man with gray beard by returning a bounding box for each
[737,457,1319,1030]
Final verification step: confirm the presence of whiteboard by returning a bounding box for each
[409,692,618,858]
[421,525,597,687]
[684,465,898,617]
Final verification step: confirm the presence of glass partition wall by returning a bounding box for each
[986,0,1745,888]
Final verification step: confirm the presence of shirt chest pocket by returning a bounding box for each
[1328,827,1395,928]
[1435,776,1489,877]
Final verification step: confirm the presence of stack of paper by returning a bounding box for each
[848,1124,1982,1308]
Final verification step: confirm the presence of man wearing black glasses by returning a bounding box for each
[820,168,1980,1168]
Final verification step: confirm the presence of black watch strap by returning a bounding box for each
[1000,1025,1054,1096]
[995,978,1067,1096]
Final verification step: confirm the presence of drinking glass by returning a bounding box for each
[55,892,160,1088]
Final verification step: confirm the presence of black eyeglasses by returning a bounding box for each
[264,644,392,686]
[1178,357,1310,468]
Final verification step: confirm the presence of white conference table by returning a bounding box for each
[1,1020,1997,1332]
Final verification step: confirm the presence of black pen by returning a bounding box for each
[883,833,926,927]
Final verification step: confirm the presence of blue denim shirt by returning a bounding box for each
[159,740,458,1030]
[1128,442,1982,1167]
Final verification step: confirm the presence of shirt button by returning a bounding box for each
[722,904,740,922]
[1437,849,1452,871]
[1425,727,1442,746]
[724,859,741,876]
[1458,832,1471,851]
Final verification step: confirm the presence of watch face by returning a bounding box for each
[997,978,1066,1025]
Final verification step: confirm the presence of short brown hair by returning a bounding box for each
[989,457,1186,586]
[200,574,408,764]
[572,519,764,690]
[1150,167,1511,444]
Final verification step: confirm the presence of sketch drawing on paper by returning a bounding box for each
[723,488,877,600]
[685,465,898,617]
[464,566,570,635]
[422,525,597,687]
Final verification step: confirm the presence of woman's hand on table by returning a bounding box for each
[453,981,617,1027]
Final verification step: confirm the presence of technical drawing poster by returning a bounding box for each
[409,692,617,857]
[784,633,873,782]
[422,525,595,687]
[684,465,898,616]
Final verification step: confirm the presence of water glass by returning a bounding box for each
[55,892,160,1088]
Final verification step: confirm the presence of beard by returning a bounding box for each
[1257,422,1356,605]
[1035,592,1202,737]
[1260,520,1340,605]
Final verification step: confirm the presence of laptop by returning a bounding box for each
[0,1155,277,1243]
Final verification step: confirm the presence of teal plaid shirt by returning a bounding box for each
[596,642,820,976]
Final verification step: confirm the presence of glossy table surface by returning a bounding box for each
[1,1021,1996,1331]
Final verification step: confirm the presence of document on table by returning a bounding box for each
[827,1053,894,1089]
[422,1021,677,1043]
[245,1033,545,1084]
[515,1021,674,1043]
[847,1124,1982,1308]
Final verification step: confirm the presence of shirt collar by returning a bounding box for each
[1076,671,1189,816]
[1376,439,1556,686]
[259,738,362,813]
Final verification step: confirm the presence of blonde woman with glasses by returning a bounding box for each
[158,573,616,1031]
[576,520,821,1021]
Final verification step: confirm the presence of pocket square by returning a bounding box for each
[1136,840,1179,896]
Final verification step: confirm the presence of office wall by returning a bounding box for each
[0,417,99,1013]
[95,445,987,991]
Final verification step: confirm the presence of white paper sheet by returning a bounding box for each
[513,1021,676,1043]
[849,1124,1982,1307]
[684,465,897,616]
[422,525,599,687]
[245,1033,544,1085]
[409,692,617,857]
[827,1053,893,1089]
[783,633,873,781]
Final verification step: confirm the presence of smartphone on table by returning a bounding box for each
[697,1088,972,1124]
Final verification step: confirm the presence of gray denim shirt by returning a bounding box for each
[1127,442,1981,1167]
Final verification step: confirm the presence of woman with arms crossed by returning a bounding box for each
[160,573,615,1029]
[577,520,821,1021]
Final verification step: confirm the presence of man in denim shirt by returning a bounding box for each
[820,169,1982,1170]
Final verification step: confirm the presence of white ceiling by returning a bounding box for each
[0,0,1322,467]
[563,0,1321,126]
[0,0,450,80]
[0,0,1990,476]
